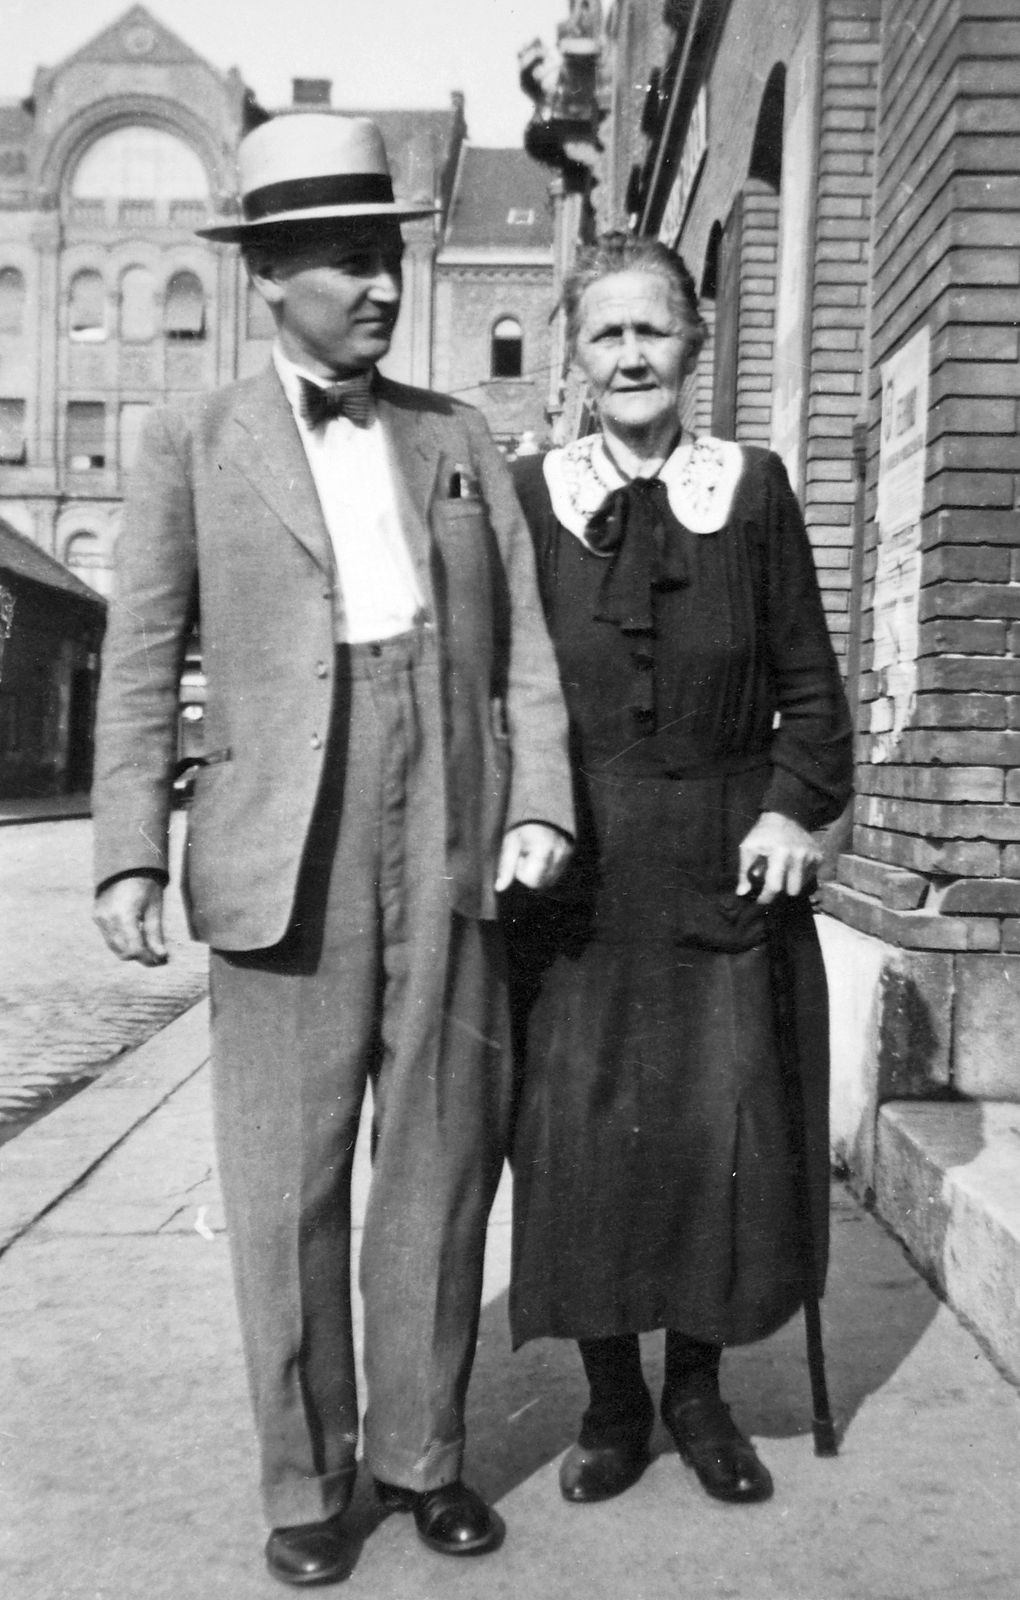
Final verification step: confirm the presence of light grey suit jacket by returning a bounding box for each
[92,366,573,949]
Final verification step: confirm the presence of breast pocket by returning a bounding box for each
[431,499,501,662]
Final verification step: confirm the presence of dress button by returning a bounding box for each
[322,588,332,601]
[633,650,654,671]
[369,643,382,657]
[310,733,323,750]
[314,661,328,678]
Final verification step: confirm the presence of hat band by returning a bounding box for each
[243,172,395,221]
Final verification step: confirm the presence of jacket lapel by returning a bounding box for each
[227,367,333,574]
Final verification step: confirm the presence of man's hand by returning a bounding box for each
[495,823,573,893]
[94,876,169,966]
[735,811,821,905]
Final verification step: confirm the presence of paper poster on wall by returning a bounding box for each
[870,325,930,761]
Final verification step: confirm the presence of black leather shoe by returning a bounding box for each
[375,1478,502,1556]
[265,1516,349,1587]
[559,1434,651,1503]
[662,1392,774,1504]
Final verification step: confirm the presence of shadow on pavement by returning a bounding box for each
[462,1183,939,1507]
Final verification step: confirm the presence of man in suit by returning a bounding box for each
[93,113,573,1587]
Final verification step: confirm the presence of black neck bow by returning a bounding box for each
[584,473,690,736]
[299,373,373,429]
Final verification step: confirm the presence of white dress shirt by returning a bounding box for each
[274,345,425,644]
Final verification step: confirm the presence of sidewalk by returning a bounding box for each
[1,1003,1019,1600]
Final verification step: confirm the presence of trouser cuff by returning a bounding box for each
[367,1433,463,1493]
[264,1465,358,1531]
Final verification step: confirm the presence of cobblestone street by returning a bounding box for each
[0,815,207,1129]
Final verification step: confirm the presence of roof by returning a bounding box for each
[0,519,106,609]
[57,4,208,74]
[443,148,553,251]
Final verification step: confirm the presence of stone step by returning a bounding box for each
[875,1100,1020,1385]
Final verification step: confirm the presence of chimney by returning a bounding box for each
[292,79,332,107]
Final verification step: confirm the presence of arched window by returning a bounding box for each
[0,268,25,335]
[65,532,110,594]
[69,270,106,341]
[164,271,205,340]
[491,317,523,379]
[748,65,786,193]
[120,266,157,342]
[72,128,208,202]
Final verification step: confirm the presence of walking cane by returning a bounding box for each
[748,858,838,1458]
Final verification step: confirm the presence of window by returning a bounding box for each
[120,266,157,342]
[0,399,26,464]
[119,403,152,472]
[507,208,534,226]
[0,268,25,335]
[65,533,111,596]
[72,128,208,204]
[491,317,523,379]
[66,403,106,470]
[164,272,205,340]
[69,270,106,341]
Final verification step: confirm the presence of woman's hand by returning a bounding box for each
[735,812,821,905]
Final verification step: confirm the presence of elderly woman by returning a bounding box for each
[504,234,852,1509]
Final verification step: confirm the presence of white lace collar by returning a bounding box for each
[543,433,744,544]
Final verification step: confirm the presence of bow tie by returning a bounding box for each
[299,373,373,429]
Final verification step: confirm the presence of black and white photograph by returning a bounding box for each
[0,2,1019,1595]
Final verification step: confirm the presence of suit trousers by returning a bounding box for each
[208,628,512,1527]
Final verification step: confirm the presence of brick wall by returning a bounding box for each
[735,182,779,445]
[804,0,882,659]
[825,0,1020,958]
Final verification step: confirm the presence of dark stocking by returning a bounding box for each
[662,1330,722,1408]
[577,1335,655,1448]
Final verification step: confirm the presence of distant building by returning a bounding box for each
[434,147,555,448]
[0,4,555,595]
[0,517,105,798]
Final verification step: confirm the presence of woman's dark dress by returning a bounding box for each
[504,445,852,1351]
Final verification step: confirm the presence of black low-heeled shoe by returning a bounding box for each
[265,1515,349,1587]
[661,1391,773,1504]
[559,1432,652,1503]
[374,1478,502,1555]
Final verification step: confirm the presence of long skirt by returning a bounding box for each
[508,909,829,1352]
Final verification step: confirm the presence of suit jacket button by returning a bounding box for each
[310,733,323,750]
[314,661,328,678]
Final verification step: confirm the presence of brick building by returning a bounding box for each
[524,1,1020,1382]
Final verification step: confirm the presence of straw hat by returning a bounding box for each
[198,114,438,241]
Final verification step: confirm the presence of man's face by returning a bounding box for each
[249,222,404,376]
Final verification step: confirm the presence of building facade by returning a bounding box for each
[525,0,1020,1381]
[0,5,475,595]
[0,517,105,798]
[434,147,555,448]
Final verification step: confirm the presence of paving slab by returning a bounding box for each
[2,1042,1019,1600]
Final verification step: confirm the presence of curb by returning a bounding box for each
[0,998,210,1256]
[875,1099,1020,1390]
[0,796,92,827]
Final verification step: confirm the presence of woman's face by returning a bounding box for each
[575,270,698,440]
